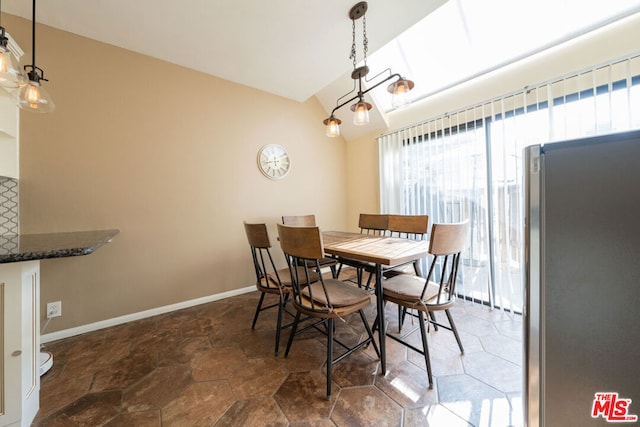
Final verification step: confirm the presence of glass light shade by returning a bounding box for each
[18,79,55,113]
[0,47,27,89]
[323,116,341,137]
[351,100,371,125]
[388,78,414,109]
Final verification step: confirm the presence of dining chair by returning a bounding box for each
[345,213,390,288]
[281,214,338,278]
[383,214,431,328]
[381,221,469,389]
[281,214,316,227]
[385,214,429,278]
[359,213,389,235]
[387,214,429,240]
[277,223,380,400]
[243,222,319,355]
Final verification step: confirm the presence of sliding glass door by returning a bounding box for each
[378,54,640,313]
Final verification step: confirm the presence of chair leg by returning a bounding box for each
[251,292,266,330]
[445,309,464,354]
[356,267,363,288]
[330,264,338,278]
[428,311,439,331]
[418,311,434,389]
[359,310,380,358]
[365,271,374,290]
[274,295,285,356]
[326,317,334,400]
[284,311,301,357]
[371,301,387,334]
[371,313,378,334]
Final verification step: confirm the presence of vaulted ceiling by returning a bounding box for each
[3,0,447,140]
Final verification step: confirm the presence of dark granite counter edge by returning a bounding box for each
[0,229,119,264]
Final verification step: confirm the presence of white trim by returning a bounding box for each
[41,285,256,344]
[5,32,25,59]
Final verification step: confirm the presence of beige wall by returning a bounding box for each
[344,130,381,231]
[4,14,348,333]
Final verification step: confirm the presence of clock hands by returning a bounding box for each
[261,154,289,168]
[258,144,290,179]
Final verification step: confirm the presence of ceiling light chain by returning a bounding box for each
[362,14,368,68]
[350,17,357,69]
[350,13,368,70]
[323,1,415,138]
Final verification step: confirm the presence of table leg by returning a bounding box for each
[375,263,386,374]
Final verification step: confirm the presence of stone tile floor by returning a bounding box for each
[33,278,523,426]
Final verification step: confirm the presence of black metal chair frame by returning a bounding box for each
[245,223,296,356]
[277,224,380,400]
[381,222,468,389]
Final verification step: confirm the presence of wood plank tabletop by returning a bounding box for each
[322,230,429,266]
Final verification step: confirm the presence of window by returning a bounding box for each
[379,54,640,312]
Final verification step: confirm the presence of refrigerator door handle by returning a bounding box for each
[524,144,543,427]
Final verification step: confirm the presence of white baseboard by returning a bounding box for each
[41,285,256,344]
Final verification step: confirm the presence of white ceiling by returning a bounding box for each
[3,0,447,140]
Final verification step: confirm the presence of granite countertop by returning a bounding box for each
[0,229,119,263]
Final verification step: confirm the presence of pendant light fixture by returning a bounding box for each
[323,1,414,137]
[0,0,27,89]
[18,0,54,113]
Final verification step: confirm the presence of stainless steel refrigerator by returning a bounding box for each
[524,129,640,426]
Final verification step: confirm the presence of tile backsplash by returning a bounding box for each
[0,176,19,236]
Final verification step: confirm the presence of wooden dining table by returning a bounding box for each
[321,230,430,374]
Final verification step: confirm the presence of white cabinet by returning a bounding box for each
[0,261,40,427]
[1,32,36,427]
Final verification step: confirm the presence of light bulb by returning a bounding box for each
[0,51,7,73]
[26,83,40,103]
[388,78,415,109]
[352,100,371,126]
[0,47,27,89]
[323,116,342,138]
[391,83,409,108]
[18,79,55,113]
[326,120,340,137]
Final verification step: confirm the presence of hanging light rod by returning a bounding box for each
[18,0,55,113]
[323,1,415,137]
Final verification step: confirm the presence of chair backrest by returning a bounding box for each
[277,223,333,313]
[244,221,271,249]
[244,222,283,289]
[429,221,469,256]
[422,221,469,303]
[277,223,324,261]
[387,214,429,239]
[358,213,388,235]
[282,214,316,226]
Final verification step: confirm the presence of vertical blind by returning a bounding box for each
[378,53,640,313]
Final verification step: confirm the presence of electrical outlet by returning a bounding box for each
[46,301,62,319]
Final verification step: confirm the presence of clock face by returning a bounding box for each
[257,144,291,180]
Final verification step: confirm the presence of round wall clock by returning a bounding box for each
[257,144,291,180]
